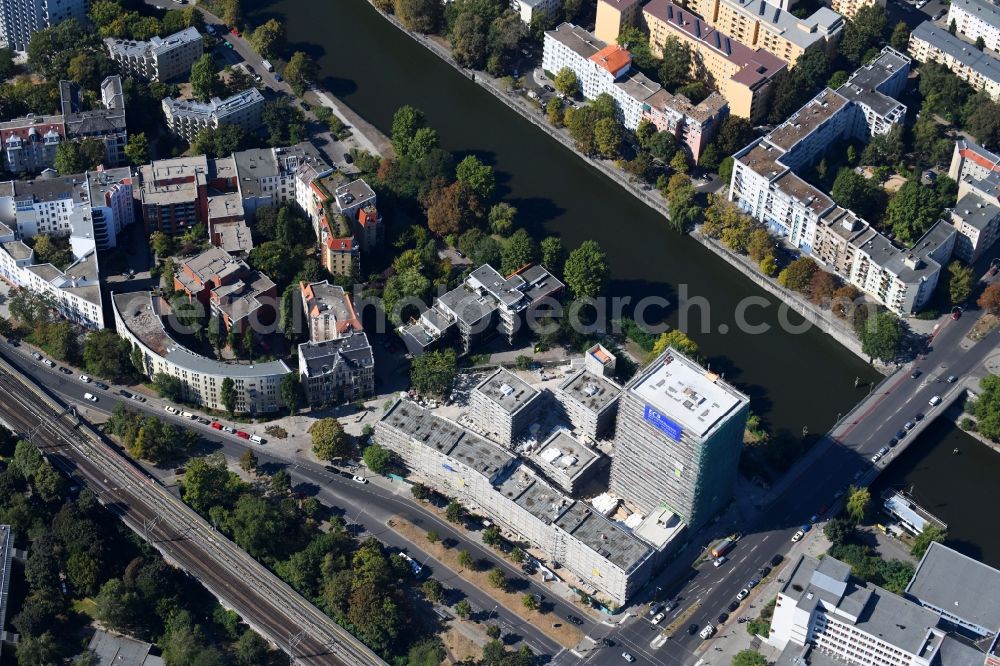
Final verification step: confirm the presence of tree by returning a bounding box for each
[500,228,538,275]
[846,485,870,523]
[487,568,508,591]
[658,37,691,89]
[420,579,445,603]
[521,592,539,611]
[488,202,517,236]
[54,139,105,174]
[363,442,393,474]
[647,130,678,162]
[239,449,258,474]
[283,51,317,95]
[451,12,488,69]
[410,348,457,396]
[220,377,237,416]
[234,630,270,666]
[83,329,135,381]
[840,5,888,65]
[153,373,183,401]
[248,18,285,58]
[824,517,855,546]
[859,311,903,363]
[890,21,910,51]
[281,373,304,413]
[911,525,946,558]
[456,154,496,201]
[546,96,564,127]
[650,329,699,360]
[965,97,1000,151]
[888,181,946,245]
[486,624,502,639]
[457,550,474,569]
[540,236,567,277]
[978,282,1000,314]
[394,0,440,33]
[554,67,578,96]
[445,500,465,523]
[190,53,217,101]
[312,418,351,460]
[124,132,149,166]
[809,270,837,306]
[878,559,915,594]
[262,98,308,146]
[948,262,974,306]
[454,598,472,619]
[594,116,624,158]
[733,650,768,666]
[777,257,818,293]
[973,375,1000,440]
[563,240,609,298]
[830,168,884,222]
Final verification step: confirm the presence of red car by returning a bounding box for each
[952,307,963,320]
[236,430,250,439]
[230,26,240,37]
[211,421,223,430]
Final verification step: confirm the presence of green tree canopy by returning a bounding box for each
[311,418,351,460]
[410,349,458,396]
[563,240,609,298]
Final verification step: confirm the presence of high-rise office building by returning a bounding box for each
[610,348,749,529]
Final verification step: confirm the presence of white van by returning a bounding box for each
[928,395,942,406]
[700,624,716,639]
[181,411,196,419]
[249,434,265,444]
[261,59,273,72]
[84,392,97,402]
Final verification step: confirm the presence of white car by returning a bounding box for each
[700,624,716,639]
[713,556,728,567]
[736,588,750,601]
[791,530,805,542]
[181,411,196,419]
[79,375,90,382]
[83,392,97,402]
[622,652,636,663]
[871,452,882,463]
[223,425,235,433]
[928,395,942,406]
[352,475,368,484]
[652,612,665,624]
[164,406,179,414]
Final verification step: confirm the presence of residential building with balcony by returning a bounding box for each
[641,89,728,162]
[643,0,787,121]
[399,263,564,356]
[553,367,622,441]
[683,0,843,66]
[297,333,374,407]
[829,0,885,20]
[610,348,750,530]
[0,0,86,51]
[300,279,362,342]
[0,76,126,174]
[113,290,290,414]
[173,246,277,333]
[105,27,203,82]
[233,142,333,223]
[947,0,1000,54]
[908,21,1000,100]
[530,430,605,495]
[162,88,265,142]
[376,399,657,605]
[595,0,642,44]
[512,0,561,24]
[949,137,1000,185]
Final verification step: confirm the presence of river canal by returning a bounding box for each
[251,0,879,441]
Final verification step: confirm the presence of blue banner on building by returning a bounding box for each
[644,405,683,441]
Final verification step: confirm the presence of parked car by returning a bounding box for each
[119,389,133,398]
[929,395,942,406]
[904,421,915,431]
[93,381,108,390]
[648,603,665,618]
[223,425,235,433]
[700,624,716,639]
[249,434,266,444]
[888,437,899,448]
[652,612,665,624]
[352,475,367,484]
[911,369,922,379]
[164,406,179,414]
[952,307,963,320]
[235,430,250,439]
[688,624,699,635]
[770,554,784,566]
[717,612,729,624]
[131,394,146,403]
[736,588,750,601]
[31,352,42,360]
[791,530,805,542]
[759,565,772,577]
[197,417,210,424]
[621,652,636,663]
[914,413,924,422]
[871,452,882,463]
[343,152,354,164]
[59,367,72,374]
[947,375,957,383]
[79,374,91,383]
[211,422,223,430]
[230,26,240,36]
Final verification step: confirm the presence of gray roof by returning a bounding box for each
[1,240,32,261]
[113,291,290,379]
[552,499,652,572]
[298,333,373,377]
[380,400,516,481]
[935,634,988,666]
[906,542,1000,632]
[163,88,264,121]
[724,0,843,48]
[557,368,621,415]
[467,263,564,312]
[912,21,1000,84]
[615,72,661,103]
[953,192,1000,230]
[545,23,606,60]
[88,628,164,666]
[14,171,87,204]
[105,27,201,59]
[473,368,541,415]
[775,643,852,666]
[530,430,603,489]
[437,284,496,325]
[950,0,1000,29]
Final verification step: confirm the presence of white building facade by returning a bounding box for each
[105,27,203,82]
[0,0,86,51]
[162,88,265,142]
[947,0,1000,54]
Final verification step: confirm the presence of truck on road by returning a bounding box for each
[711,538,735,558]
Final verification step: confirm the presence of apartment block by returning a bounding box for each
[641,89,729,162]
[951,192,1000,262]
[297,333,374,407]
[610,348,750,530]
[947,0,1000,54]
[376,399,657,605]
[771,548,1000,666]
[684,0,843,66]
[729,48,955,315]
[543,23,665,131]
[554,368,622,441]
[829,0,885,20]
[173,246,277,332]
[529,430,604,495]
[300,279,362,342]
[138,154,212,235]
[301,173,382,277]
[234,143,333,224]
[468,368,544,447]
[595,0,643,44]
[0,0,86,51]
[511,0,560,24]
[400,263,564,356]
[643,0,787,121]
[162,88,265,142]
[0,76,127,174]
[105,27,203,82]
[114,291,290,414]
[949,137,1000,184]
[909,21,1000,100]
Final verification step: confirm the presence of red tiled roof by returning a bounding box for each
[590,45,632,74]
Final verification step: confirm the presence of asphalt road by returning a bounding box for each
[0,358,383,666]
[0,344,581,660]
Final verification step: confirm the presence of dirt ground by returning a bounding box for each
[969,314,999,341]
[392,516,584,648]
[441,624,484,664]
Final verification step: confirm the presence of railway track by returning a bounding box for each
[0,358,386,666]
